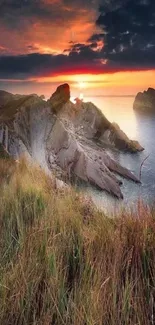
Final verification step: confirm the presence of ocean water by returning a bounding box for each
[83,96,155,212]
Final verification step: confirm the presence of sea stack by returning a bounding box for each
[133,88,155,113]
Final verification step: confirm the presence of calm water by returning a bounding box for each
[83,96,155,212]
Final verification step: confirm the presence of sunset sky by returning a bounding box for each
[0,0,155,97]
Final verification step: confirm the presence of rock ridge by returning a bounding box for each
[0,84,143,199]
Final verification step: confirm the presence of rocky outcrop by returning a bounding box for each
[133,88,155,113]
[0,90,15,107]
[75,102,143,152]
[47,119,140,199]
[108,123,144,152]
[48,83,70,114]
[0,84,143,199]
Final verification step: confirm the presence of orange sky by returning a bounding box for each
[1,70,155,98]
[35,70,155,95]
[0,1,99,56]
[0,0,155,97]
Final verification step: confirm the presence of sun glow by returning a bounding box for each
[78,81,87,89]
[30,70,155,97]
[79,93,84,100]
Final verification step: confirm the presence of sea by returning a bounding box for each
[81,96,155,213]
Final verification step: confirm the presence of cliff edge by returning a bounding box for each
[0,84,143,199]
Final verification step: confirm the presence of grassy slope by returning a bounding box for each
[0,96,34,122]
[0,157,155,325]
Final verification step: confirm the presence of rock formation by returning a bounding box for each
[75,103,144,152]
[133,88,155,113]
[0,84,143,199]
[48,83,70,113]
[0,90,15,108]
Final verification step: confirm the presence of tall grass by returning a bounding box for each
[0,157,155,325]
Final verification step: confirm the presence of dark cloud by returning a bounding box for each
[0,49,100,79]
[88,33,105,42]
[64,0,155,72]
[0,0,98,28]
[94,0,155,68]
[0,0,155,80]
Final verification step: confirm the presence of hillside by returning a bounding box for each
[0,90,15,107]
[0,157,154,325]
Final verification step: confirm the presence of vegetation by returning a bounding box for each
[0,157,155,325]
[0,95,43,123]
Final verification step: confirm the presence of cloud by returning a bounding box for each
[0,0,155,81]
[0,0,100,55]
[0,49,101,80]
[94,0,155,68]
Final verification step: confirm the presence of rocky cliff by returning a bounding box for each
[0,90,15,107]
[133,88,155,113]
[0,84,143,199]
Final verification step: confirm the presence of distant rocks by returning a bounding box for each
[133,88,155,113]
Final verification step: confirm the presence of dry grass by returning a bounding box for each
[0,157,155,325]
[0,96,31,122]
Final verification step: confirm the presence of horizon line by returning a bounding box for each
[83,95,135,98]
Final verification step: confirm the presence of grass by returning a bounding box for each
[0,95,44,123]
[0,157,155,325]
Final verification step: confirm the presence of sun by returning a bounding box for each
[78,81,87,89]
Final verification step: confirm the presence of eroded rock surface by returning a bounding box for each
[48,83,70,114]
[134,88,155,113]
[0,84,143,199]
[75,102,144,152]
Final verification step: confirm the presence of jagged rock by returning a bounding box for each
[74,102,143,152]
[48,83,70,113]
[75,102,111,138]
[40,95,45,100]
[107,123,144,152]
[0,85,142,199]
[133,88,155,113]
[47,119,140,199]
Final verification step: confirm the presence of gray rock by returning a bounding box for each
[47,118,140,199]
[133,88,155,113]
[48,83,70,114]
[74,102,144,152]
[0,85,142,199]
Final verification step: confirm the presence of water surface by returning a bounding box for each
[83,96,155,212]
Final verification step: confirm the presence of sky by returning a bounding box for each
[0,0,155,97]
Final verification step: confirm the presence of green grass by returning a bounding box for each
[0,158,155,325]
